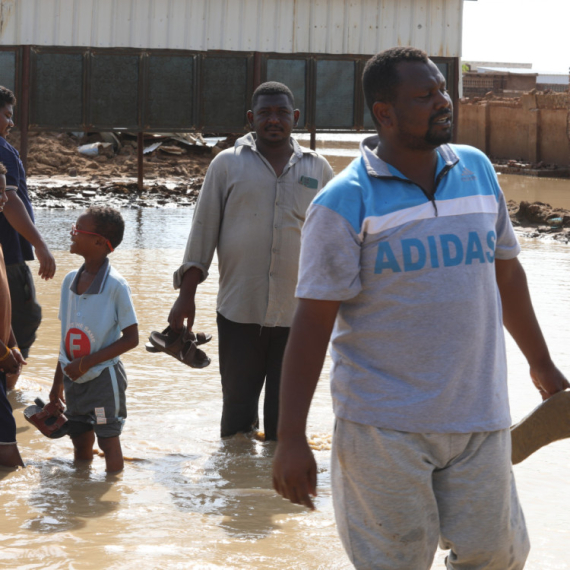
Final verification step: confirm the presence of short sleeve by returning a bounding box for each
[494,191,520,260]
[296,203,362,301]
[115,282,138,330]
[322,158,335,186]
[0,146,20,189]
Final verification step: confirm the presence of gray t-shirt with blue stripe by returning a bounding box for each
[296,136,520,433]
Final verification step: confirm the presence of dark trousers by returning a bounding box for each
[217,313,290,441]
[7,262,42,357]
[0,371,17,443]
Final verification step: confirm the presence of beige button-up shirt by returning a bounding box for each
[173,133,334,327]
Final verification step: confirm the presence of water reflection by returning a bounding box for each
[35,207,194,251]
[25,462,118,533]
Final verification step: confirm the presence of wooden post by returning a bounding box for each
[20,46,31,172]
[137,132,144,191]
[310,127,316,151]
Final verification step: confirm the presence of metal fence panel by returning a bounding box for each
[201,55,249,130]
[0,50,16,93]
[89,53,140,129]
[30,51,83,128]
[266,58,307,128]
[316,60,355,129]
[146,54,194,129]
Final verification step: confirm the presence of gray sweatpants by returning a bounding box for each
[331,418,529,570]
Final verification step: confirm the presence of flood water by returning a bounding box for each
[3,141,570,569]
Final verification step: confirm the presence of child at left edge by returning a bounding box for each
[49,206,138,473]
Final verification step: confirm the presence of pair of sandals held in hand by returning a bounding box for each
[146,325,211,369]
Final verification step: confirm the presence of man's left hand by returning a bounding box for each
[530,361,569,400]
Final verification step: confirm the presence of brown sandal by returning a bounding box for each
[148,326,211,368]
[511,390,570,464]
[145,326,211,353]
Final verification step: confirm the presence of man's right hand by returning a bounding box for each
[168,295,196,332]
[35,243,56,280]
[272,436,318,510]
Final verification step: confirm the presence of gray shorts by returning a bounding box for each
[331,418,530,570]
[63,361,127,439]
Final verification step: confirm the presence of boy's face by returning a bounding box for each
[0,104,14,139]
[0,174,7,212]
[70,212,108,256]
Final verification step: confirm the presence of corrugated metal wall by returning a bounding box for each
[0,0,462,57]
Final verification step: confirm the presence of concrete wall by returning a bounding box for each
[457,94,570,166]
[540,109,570,165]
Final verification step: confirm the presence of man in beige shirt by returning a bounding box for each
[169,82,333,440]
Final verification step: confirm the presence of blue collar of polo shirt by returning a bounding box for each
[360,135,459,181]
[69,257,111,295]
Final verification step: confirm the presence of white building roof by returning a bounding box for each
[0,0,463,56]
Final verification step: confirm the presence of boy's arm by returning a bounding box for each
[3,189,56,280]
[49,361,65,404]
[63,324,139,381]
[272,298,340,510]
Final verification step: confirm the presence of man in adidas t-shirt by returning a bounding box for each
[273,47,568,569]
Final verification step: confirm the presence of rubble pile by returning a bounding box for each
[508,200,570,243]
[7,130,234,208]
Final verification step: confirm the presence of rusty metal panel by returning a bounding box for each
[200,54,249,131]
[266,58,307,127]
[89,52,140,129]
[30,50,83,127]
[0,0,463,57]
[0,48,16,92]
[146,53,195,129]
[315,59,355,129]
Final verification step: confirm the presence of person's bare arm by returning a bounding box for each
[168,266,203,332]
[3,189,56,280]
[495,257,569,399]
[272,298,340,510]
[63,324,139,381]
[49,361,65,404]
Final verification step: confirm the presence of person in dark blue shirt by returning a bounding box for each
[0,86,56,388]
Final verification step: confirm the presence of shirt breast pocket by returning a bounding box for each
[282,181,320,221]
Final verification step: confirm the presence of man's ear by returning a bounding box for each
[293,109,300,126]
[246,110,254,129]
[372,101,395,128]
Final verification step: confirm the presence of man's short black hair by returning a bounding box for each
[87,205,125,250]
[362,47,429,114]
[251,81,294,109]
[0,86,16,110]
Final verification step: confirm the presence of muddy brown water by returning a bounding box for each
[2,137,570,569]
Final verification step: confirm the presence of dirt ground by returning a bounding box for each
[8,131,220,181]
[6,131,233,209]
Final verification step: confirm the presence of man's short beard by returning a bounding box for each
[425,125,453,146]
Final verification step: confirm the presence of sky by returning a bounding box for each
[462,0,569,73]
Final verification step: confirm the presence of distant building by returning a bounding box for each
[463,61,533,71]
[536,74,569,93]
[462,63,568,98]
